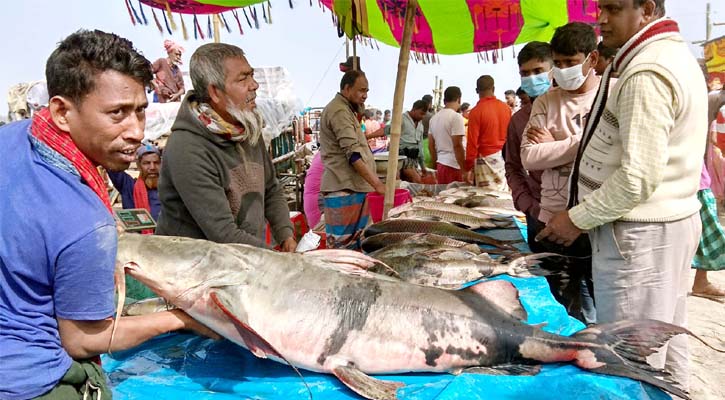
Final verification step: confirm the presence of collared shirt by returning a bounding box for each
[319,93,376,193]
[399,112,423,151]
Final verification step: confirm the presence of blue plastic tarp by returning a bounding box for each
[102,223,672,400]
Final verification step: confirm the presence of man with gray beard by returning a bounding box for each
[156,43,296,251]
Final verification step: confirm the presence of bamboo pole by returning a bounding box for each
[353,37,358,70]
[382,0,418,220]
[213,14,221,43]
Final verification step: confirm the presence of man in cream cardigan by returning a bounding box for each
[537,0,706,390]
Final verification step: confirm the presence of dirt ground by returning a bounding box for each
[683,206,724,400]
[688,268,725,400]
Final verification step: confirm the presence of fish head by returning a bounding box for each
[116,234,251,306]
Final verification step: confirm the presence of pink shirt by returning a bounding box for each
[303,152,325,228]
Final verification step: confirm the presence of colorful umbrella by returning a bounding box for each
[320,0,599,55]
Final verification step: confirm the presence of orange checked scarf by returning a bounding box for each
[31,108,113,212]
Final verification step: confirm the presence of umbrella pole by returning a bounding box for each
[382,0,418,219]
[213,14,221,43]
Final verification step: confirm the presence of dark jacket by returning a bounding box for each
[156,91,293,247]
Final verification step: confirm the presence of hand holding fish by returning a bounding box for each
[526,127,555,144]
[279,237,298,253]
[170,309,221,340]
[535,210,582,246]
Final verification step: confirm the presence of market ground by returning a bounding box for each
[688,267,725,400]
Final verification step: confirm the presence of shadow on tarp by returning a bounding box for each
[102,220,672,400]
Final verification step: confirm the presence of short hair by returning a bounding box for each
[340,70,366,92]
[551,22,597,56]
[460,102,470,112]
[421,94,433,104]
[46,30,152,106]
[190,43,246,103]
[597,41,618,60]
[444,86,462,103]
[516,87,526,96]
[411,100,428,111]
[363,109,375,119]
[633,0,665,16]
[518,41,553,67]
[384,109,391,115]
[476,75,494,92]
[504,90,516,97]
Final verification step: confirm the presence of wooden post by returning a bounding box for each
[352,37,358,70]
[382,0,418,219]
[213,14,221,43]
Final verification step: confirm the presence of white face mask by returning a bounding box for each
[552,55,591,91]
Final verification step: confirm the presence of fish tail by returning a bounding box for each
[570,319,723,399]
[506,253,560,277]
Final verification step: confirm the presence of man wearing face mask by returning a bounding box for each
[539,0,707,388]
[156,43,296,252]
[520,22,600,324]
[504,41,551,247]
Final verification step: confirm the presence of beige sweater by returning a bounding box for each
[569,33,707,230]
[521,85,599,223]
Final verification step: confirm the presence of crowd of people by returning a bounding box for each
[1,0,724,398]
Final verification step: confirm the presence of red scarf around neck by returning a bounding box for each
[31,108,113,213]
[133,178,154,234]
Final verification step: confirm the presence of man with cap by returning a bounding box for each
[152,39,185,103]
[107,144,162,222]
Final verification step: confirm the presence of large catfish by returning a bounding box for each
[116,234,719,400]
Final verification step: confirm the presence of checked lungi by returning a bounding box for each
[693,188,725,271]
[323,191,370,250]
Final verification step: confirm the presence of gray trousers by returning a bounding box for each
[589,213,701,390]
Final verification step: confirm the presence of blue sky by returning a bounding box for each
[1,0,724,119]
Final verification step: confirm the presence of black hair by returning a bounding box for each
[517,41,553,67]
[633,0,665,16]
[340,70,366,91]
[550,22,597,56]
[516,87,526,96]
[411,100,428,111]
[476,75,494,93]
[421,94,433,104]
[597,41,618,60]
[444,86,461,103]
[46,29,152,106]
[504,90,516,96]
[460,102,470,112]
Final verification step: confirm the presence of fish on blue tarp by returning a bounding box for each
[116,233,722,400]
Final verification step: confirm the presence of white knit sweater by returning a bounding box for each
[569,32,707,230]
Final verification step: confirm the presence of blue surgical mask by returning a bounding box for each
[521,71,551,98]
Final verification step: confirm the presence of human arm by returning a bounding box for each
[465,112,479,171]
[428,134,438,165]
[58,309,218,359]
[261,143,295,250]
[504,117,540,217]
[567,72,676,230]
[352,158,385,194]
[520,98,581,170]
[452,135,468,179]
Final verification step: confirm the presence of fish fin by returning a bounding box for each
[463,363,542,376]
[464,280,527,321]
[209,290,315,399]
[570,319,725,400]
[332,364,404,400]
[109,261,129,356]
[210,290,280,359]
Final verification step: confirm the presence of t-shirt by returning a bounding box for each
[466,96,512,169]
[429,108,466,169]
[0,121,117,399]
[107,171,161,220]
